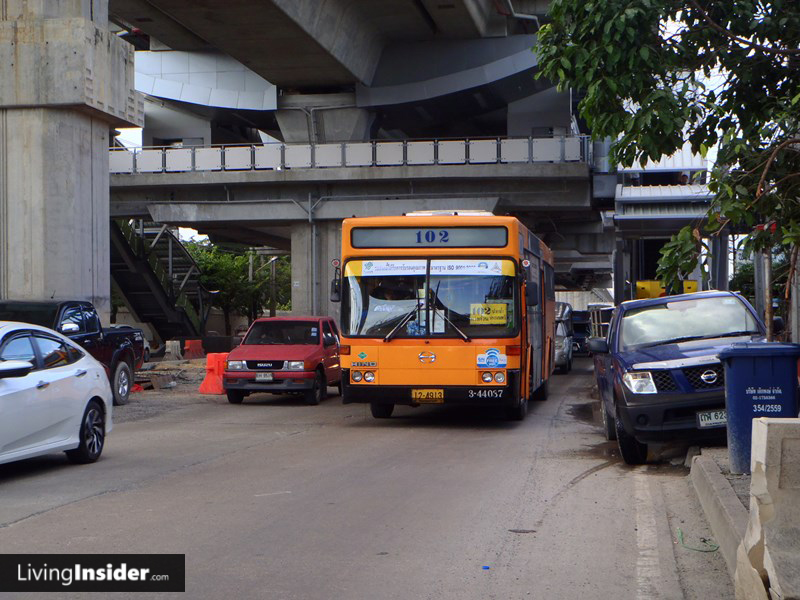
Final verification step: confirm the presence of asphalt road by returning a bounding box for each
[0,359,732,600]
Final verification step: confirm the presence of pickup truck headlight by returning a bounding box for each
[287,361,305,370]
[226,360,246,371]
[622,371,658,394]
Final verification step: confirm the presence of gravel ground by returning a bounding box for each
[113,359,212,424]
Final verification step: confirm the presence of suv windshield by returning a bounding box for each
[341,258,517,338]
[244,321,320,345]
[619,295,760,350]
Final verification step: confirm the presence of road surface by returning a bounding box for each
[0,359,732,599]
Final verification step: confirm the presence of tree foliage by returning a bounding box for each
[185,241,291,334]
[536,0,800,290]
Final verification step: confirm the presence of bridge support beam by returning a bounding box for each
[0,0,141,318]
[290,221,342,318]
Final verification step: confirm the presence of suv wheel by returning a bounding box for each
[614,407,648,464]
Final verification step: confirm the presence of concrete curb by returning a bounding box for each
[689,454,749,580]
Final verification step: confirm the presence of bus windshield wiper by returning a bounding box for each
[383,303,421,342]
[430,282,470,342]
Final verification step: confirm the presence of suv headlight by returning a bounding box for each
[622,371,658,394]
[287,361,305,370]
[226,360,245,370]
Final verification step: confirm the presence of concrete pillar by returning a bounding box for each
[613,239,631,304]
[710,233,730,291]
[290,220,342,318]
[0,0,142,319]
[276,93,374,143]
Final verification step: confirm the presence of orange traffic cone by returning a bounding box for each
[199,352,228,395]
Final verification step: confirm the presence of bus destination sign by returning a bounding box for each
[351,227,507,249]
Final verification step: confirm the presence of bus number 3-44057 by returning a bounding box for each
[416,230,449,244]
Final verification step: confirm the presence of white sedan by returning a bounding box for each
[0,321,113,466]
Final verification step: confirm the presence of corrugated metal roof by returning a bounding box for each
[615,184,712,203]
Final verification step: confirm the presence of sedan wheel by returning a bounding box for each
[65,401,105,464]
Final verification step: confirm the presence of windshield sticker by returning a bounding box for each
[345,260,426,277]
[477,348,507,368]
[470,303,507,325]
[430,260,514,276]
[311,327,318,334]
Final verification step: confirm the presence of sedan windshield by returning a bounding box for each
[244,321,320,345]
[619,296,760,350]
[341,258,517,338]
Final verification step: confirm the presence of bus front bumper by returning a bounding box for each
[342,370,520,407]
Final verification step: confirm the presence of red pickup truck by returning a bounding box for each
[223,316,342,405]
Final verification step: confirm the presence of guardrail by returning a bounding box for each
[110,136,592,174]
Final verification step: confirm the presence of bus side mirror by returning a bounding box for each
[330,267,341,303]
[526,282,539,307]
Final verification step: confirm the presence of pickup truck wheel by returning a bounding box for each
[306,371,325,405]
[112,361,132,406]
[601,399,617,441]
[370,403,394,419]
[614,407,647,464]
[227,390,245,404]
[65,401,105,464]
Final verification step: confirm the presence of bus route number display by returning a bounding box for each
[351,227,507,248]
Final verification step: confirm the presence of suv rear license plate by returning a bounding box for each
[412,389,444,403]
[255,372,274,382]
[697,409,726,428]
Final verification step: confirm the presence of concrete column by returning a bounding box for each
[0,0,142,319]
[710,233,730,291]
[289,220,342,317]
[276,93,374,143]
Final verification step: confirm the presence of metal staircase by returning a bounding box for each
[111,219,212,341]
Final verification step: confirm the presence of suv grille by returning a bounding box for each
[651,370,678,392]
[246,360,285,370]
[683,364,724,390]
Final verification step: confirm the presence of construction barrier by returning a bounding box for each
[184,339,206,360]
[199,352,229,395]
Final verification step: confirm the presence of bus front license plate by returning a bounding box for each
[412,389,444,403]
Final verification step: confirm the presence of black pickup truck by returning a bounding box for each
[0,300,145,405]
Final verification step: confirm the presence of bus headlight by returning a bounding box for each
[226,360,245,370]
[481,372,493,383]
[494,372,506,384]
[352,371,363,382]
[622,371,658,394]
[364,371,375,382]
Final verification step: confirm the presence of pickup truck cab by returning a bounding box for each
[0,300,144,405]
[589,291,766,464]
[223,316,342,405]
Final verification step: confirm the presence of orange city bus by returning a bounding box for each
[330,211,555,420]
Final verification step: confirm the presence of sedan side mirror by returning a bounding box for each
[587,338,610,354]
[0,360,34,379]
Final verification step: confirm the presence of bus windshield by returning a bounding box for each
[341,258,518,338]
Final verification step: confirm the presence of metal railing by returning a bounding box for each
[110,136,593,174]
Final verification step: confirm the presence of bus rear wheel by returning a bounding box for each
[370,403,394,419]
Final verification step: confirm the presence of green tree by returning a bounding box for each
[185,242,291,335]
[536,0,800,299]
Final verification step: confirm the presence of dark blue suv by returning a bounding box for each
[588,291,766,464]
